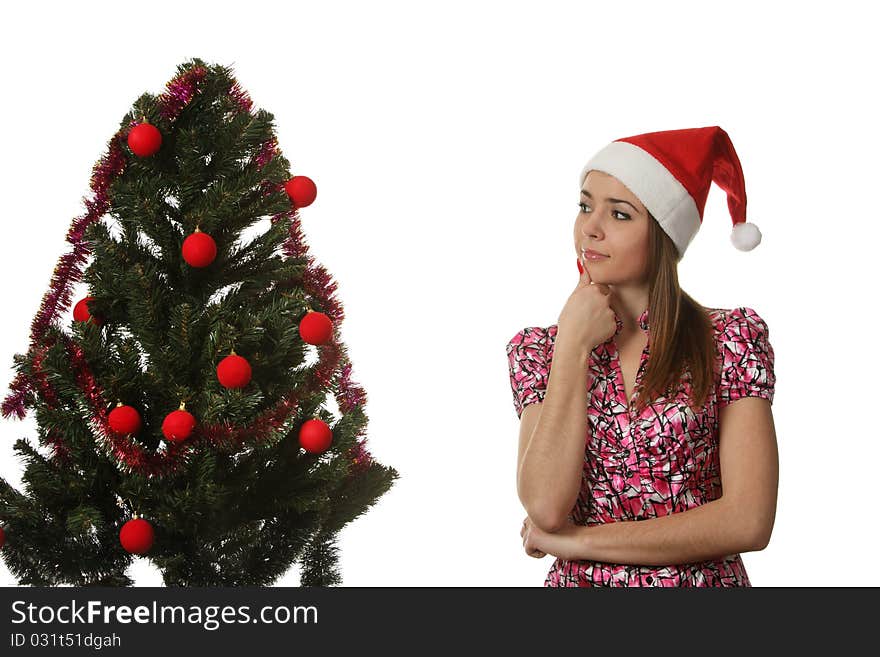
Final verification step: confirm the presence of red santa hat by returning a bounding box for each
[579,126,761,258]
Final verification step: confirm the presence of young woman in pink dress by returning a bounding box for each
[508,126,778,586]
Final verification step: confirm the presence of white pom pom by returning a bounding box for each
[731,221,761,251]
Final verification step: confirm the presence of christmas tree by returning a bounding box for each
[0,58,398,586]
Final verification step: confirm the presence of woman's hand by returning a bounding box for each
[521,515,584,561]
[556,258,617,353]
[521,516,547,558]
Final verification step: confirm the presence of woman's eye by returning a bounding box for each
[578,202,630,220]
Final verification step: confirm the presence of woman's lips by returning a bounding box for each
[582,249,609,261]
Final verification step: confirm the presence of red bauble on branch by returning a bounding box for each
[127,121,163,157]
[217,351,252,389]
[73,296,103,327]
[0,525,5,549]
[108,402,142,436]
[299,418,332,454]
[119,517,154,554]
[284,175,317,208]
[162,402,196,442]
[182,228,217,268]
[299,310,333,345]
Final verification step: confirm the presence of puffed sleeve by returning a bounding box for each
[717,306,776,407]
[506,326,553,419]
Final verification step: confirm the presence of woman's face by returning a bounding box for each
[574,170,650,285]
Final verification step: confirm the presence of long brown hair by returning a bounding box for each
[631,211,717,416]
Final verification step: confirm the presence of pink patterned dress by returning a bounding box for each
[506,306,775,587]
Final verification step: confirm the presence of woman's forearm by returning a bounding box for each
[517,338,593,532]
[544,498,761,565]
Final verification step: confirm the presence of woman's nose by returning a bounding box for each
[580,214,601,238]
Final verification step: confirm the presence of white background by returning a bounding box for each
[1,0,877,587]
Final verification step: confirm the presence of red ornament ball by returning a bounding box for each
[0,525,5,549]
[299,311,333,345]
[284,175,317,208]
[119,517,154,554]
[182,230,217,268]
[299,418,333,454]
[108,404,142,436]
[73,296,103,327]
[162,409,196,442]
[127,122,162,157]
[217,353,252,389]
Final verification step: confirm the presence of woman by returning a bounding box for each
[507,126,778,586]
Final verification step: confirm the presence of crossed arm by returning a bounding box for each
[519,396,779,565]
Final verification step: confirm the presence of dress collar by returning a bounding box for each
[612,306,650,338]
[638,306,650,332]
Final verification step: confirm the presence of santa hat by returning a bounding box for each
[579,126,760,257]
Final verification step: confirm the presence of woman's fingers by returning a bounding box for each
[522,517,546,557]
[577,256,592,286]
